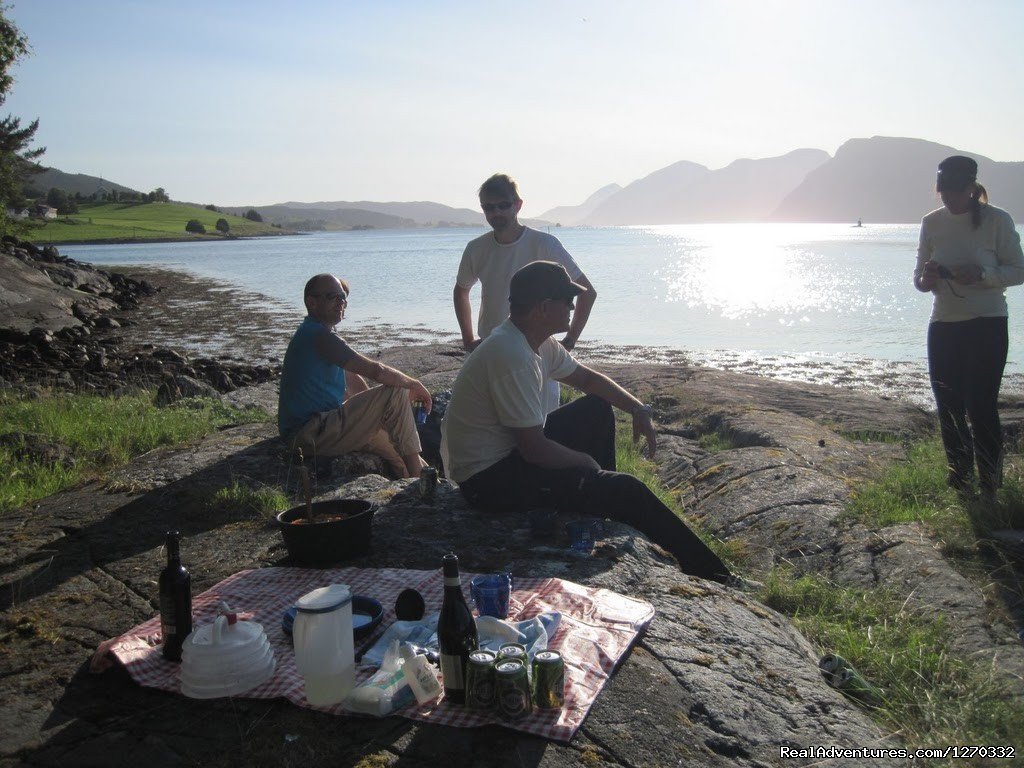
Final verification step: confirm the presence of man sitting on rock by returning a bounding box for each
[441,261,732,582]
[278,273,431,478]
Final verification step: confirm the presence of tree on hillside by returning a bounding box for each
[243,208,263,222]
[0,7,44,233]
[215,217,230,235]
[45,186,77,215]
[185,219,206,234]
[148,187,169,203]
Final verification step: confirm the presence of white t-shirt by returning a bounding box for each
[457,227,584,339]
[441,319,578,483]
[916,204,1024,323]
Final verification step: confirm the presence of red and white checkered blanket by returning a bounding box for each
[110,566,654,742]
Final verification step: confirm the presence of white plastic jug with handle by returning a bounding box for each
[293,584,355,706]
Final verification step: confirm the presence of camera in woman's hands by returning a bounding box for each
[936,264,954,279]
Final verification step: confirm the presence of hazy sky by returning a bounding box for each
[6,0,1024,216]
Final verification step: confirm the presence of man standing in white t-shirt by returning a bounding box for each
[453,173,597,414]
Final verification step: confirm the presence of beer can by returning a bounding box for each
[819,654,882,706]
[419,467,438,502]
[495,659,532,720]
[465,649,497,711]
[531,650,565,710]
[497,643,527,661]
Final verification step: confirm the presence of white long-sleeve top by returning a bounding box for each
[915,204,1024,323]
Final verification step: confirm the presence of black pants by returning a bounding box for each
[928,317,1008,492]
[458,395,732,582]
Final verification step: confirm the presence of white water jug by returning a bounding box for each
[292,584,355,706]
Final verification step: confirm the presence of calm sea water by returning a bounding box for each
[61,224,1024,386]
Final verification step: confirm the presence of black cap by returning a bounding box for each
[509,261,585,306]
[937,155,978,191]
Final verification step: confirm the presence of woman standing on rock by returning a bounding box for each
[914,155,1024,501]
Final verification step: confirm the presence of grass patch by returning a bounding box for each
[26,201,289,243]
[839,429,905,444]
[844,437,1024,551]
[697,430,741,453]
[0,389,268,514]
[206,481,290,520]
[758,570,1024,754]
[614,420,742,566]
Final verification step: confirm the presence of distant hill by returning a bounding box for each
[22,167,140,198]
[771,136,1024,222]
[583,150,830,225]
[278,200,485,226]
[572,137,1023,225]
[30,201,290,243]
[223,204,416,230]
[538,184,622,226]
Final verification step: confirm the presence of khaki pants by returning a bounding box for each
[290,385,421,477]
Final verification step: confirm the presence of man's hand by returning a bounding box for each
[560,336,576,351]
[408,380,433,412]
[632,409,657,459]
[463,337,482,352]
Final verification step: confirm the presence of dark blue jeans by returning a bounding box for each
[458,394,732,582]
[928,316,1008,493]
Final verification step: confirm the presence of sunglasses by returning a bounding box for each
[544,297,575,309]
[316,292,348,304]
[481,201,515,213]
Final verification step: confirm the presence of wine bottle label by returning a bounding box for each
[440,653,465,689]
[161,620,175,637]
[443,576,461,587]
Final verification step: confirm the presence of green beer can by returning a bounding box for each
[465,649,498,711]
[497,643,527,661]
[495,659,533,720]
[531,650,565,710]
[819,654,882,706]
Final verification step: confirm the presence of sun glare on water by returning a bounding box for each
[655,224,859,324]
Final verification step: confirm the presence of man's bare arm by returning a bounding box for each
[344,353,432,412]
[453,284,480,350]
[558,364,656,458]
[562,273,596,350]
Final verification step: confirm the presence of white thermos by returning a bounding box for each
[292,584,355,706]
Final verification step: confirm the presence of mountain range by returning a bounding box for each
[36,136,1024,228]
[541,137,1024,225]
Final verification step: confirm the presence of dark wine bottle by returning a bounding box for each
[437,552,478,704]
[159,530,192,662]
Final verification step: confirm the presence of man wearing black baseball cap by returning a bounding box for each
[441,261,732,582]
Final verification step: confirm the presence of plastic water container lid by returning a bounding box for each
[296,583,352,614]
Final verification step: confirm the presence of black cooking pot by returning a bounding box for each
[276,499,375,566]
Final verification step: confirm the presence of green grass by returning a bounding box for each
[25,202,289,243]
[613,419,747,564]
[0,389,268,514]
[845,437,1024,544]
[759,570,1024,758]
[206,481,290,520]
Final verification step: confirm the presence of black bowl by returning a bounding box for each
[276,499,375,566]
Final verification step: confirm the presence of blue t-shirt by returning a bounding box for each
[278,317,353,438]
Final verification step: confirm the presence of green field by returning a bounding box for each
[25,202,292,243]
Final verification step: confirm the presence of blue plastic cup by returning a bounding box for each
[469,573,513,619]
[567,520,595,553]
